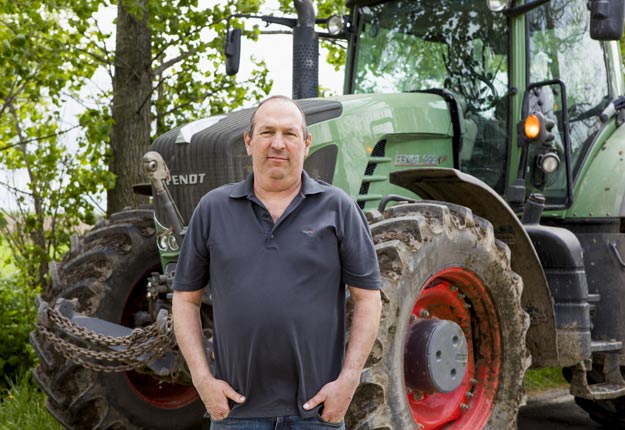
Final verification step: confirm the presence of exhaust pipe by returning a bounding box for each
[293,0,318,99]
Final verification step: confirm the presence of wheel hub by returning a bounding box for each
[404,318,468,393]
[405,267,503,430]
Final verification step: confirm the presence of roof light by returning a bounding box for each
[327,15,343,35]
[487,0,511,12]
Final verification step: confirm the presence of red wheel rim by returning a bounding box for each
[122,263,198,409]
[405,267,502,429]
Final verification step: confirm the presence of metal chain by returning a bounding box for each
[36,306,177,373]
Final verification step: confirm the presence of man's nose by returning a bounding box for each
[270,133,286,149]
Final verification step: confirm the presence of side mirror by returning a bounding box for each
[589,0,625,40]
[225,28,241,76]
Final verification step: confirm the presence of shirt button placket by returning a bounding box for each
[261,211,276,248]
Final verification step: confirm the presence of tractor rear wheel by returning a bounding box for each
[346,202,530,430]
[30,209,208,430]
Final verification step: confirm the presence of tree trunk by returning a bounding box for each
[108,0,152,216]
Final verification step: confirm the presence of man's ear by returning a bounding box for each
[244,131,252,156]
[304,133,312,156]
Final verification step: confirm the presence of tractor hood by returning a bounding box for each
[150,92,460,222]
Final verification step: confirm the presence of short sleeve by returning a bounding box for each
[338,199,381,290]
[172,197,211,291]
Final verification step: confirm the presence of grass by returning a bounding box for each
[0,241,59,429]
[0,372,61,430]
[524,367,568,393]
[0,241,17,277]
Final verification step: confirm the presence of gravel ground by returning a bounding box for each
[518,388,603,430]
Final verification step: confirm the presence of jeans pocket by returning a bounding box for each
[315,414,345,428]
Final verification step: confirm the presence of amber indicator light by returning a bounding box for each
[524,114,541,139]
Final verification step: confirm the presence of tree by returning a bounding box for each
[0,0,346,288]
[0,0,110,288]
[106,0,348,214]
[0,0,275,286]
[106,0,272,214]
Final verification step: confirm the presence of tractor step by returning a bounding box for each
[587,294,600,316]
[570,350,625,400]
[574,382,625,399]
[591,340,623,352]
[587,293,600,302]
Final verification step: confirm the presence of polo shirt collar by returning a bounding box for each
[229,171,324,199]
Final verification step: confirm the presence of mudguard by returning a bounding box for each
[390,167,559,367]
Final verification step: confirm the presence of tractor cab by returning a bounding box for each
[344,0,620,210]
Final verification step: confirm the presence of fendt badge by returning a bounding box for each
[167,174,206,186]
[394,154,447,166]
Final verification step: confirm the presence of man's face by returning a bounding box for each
[244,99,311,186]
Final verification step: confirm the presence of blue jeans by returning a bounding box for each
[209,415,345,430]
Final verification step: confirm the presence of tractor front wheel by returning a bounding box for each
[346,202,530,430]
[30,209,208,430]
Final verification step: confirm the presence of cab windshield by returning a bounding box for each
[351,0,510,192]
[527,0,610,204]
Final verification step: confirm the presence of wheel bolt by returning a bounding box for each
[470,378,478,386]
[413,391,424,401]
[460,403,469,411]
[466,391,474,398]
[419,309,430,318]
[450,286,458,292]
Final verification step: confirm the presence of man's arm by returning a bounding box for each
[303,286,382,422]
[172,290,245,420]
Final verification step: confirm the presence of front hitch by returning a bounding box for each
[35,295,187,380]
[143,151,186,246]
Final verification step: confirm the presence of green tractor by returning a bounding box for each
[32,0,625,429]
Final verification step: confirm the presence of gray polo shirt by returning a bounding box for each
[173,171,380,419]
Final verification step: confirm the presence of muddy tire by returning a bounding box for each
[30,209,207,430]
[346,202,530,430]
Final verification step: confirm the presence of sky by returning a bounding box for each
[235,6,345,101]
[241,33,344,100]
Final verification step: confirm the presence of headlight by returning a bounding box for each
[327,15,343,35]
[158,232,179,251]
[158,234,169,251]
[539,152,560,174]
[168,234,179,251]
[487,0,511,12]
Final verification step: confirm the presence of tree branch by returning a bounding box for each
[150,15,226,64]
[0,124,82,152]
[152,49,198,76]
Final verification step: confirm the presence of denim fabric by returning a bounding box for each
[209,415,345,430]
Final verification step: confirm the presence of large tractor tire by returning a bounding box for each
[346,202,530,430]
[30,209,208,430]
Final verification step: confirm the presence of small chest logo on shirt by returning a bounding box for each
[302,227,315,236]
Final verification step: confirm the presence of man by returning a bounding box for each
[172,95,382,430]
